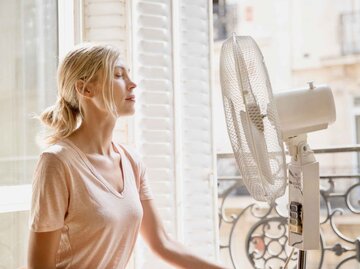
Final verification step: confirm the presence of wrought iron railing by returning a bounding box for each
[218,145,360,269]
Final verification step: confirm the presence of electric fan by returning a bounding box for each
[219,34,336,268]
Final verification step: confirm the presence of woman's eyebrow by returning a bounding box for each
[115,66,130,73]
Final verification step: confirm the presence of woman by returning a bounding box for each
[27,44,227,269]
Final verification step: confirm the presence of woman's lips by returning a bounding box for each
[126,95,135,101]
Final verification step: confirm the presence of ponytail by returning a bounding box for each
[39,97,80,144]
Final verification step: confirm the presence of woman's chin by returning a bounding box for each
[117,109,135,117]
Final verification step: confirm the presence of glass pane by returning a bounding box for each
[0,0,58,185]
[0,211,29,268]
[354,96,360,106]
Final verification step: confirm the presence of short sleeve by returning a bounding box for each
[138,160,153,201]
[29,152,69,232]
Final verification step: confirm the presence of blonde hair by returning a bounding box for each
[39,43,121,144]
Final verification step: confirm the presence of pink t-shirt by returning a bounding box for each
[29,139,153,269]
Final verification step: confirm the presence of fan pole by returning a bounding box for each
[297,250,306,269]
[286,134,321,269]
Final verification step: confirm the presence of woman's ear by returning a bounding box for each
[75,80,95,98]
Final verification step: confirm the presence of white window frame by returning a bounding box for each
[0,0,80,214]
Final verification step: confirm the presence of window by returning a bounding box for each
[0,0,58,267]
[340,12,360,55]
[213,0,239,41]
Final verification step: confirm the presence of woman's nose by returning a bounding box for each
[128,80,137,90]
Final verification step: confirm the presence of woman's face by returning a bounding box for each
[80,59,137,118]
[112,60,137,117]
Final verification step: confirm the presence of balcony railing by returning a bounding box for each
[340,12,360,55]
[217,145,360,269]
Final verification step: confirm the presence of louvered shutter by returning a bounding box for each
[131,0,219,268]
[131,1,176,268]
[179,0,219,260]
[83,0,130,144]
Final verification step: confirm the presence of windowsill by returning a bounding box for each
[0,184,31,213]
[321,53,360,67]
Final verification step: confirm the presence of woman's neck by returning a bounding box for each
[67,115,117,156]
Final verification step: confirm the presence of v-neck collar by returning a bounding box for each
[61,138,126,199]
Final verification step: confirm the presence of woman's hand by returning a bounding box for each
[140,199,230,269]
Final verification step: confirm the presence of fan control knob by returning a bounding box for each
[308,81,315,90]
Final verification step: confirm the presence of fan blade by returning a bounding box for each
[240,110,274,184]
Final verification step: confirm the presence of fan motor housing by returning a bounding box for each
[274,84,336,138]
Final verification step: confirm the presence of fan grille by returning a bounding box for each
[220,35,287,203]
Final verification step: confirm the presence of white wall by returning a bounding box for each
[291,0,354,70]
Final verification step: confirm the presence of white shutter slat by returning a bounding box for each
[140,118,171,129]
[183,108,208,118]
[183,80,209,91]
[141,130,171,142]
[86,15,125,28]
[141,92,171,103]
[143,156,171,167]
[138,67,170,78]
[147,168,171,179]
[85,2,125,16]
[138,28,169,41]
[139,15,167,28]
[140,105,170,117]
[139,54,170,66]
[86,28,126,41]
[137,2,167,15]
[142,143,171,153]
[139,80,171,91]
[139,40,170,53]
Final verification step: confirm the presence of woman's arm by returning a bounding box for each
[140,199,229,269]
[27,229,62,269]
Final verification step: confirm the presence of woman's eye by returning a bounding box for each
[115,74,123,78]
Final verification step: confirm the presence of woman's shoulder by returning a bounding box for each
[38,140,74,167]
